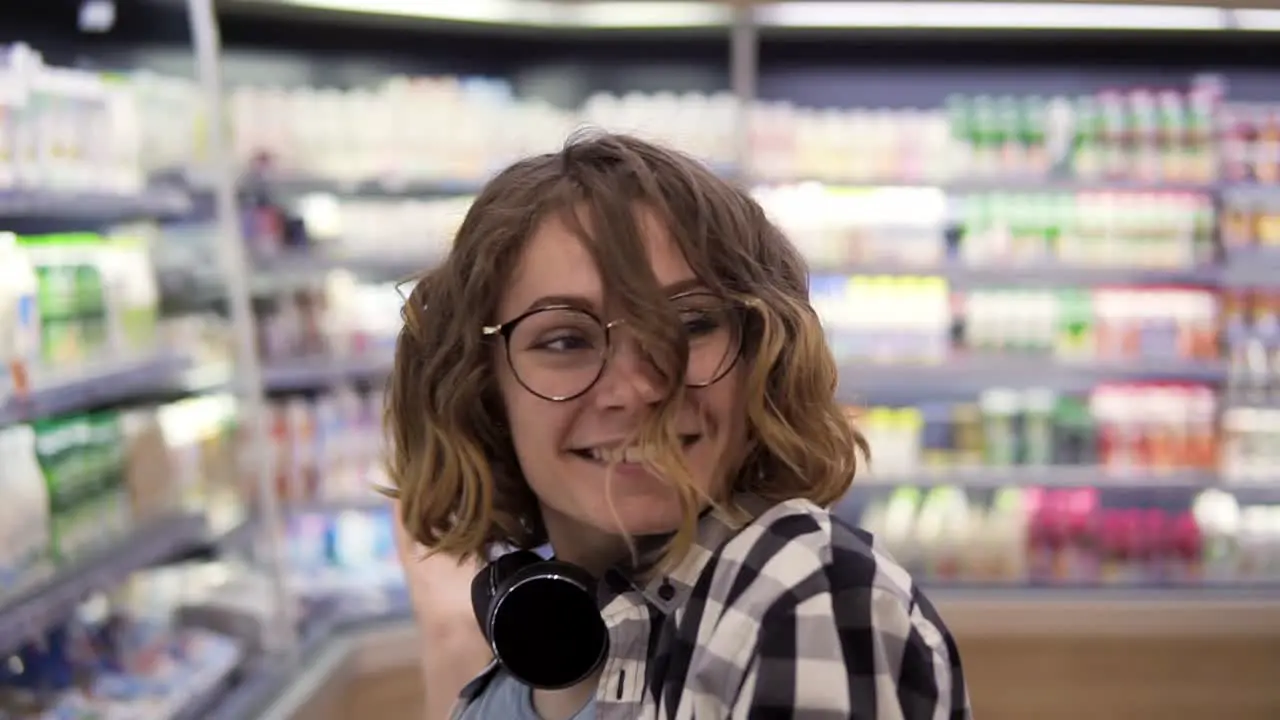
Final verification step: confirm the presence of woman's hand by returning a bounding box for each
[393,501,493,720]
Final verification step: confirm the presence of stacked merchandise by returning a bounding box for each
[812,277,1219,368]
[0,44,203,203]
[229,82,739,189]
[0,229,164,405]
[246,194,470,263]
[1222,289,1280,403]
[855,485,1280,588]
[1221,196,1280,258]
[757,184,1216,272]
[0,392,241,602]
[0,574,243,720]
[855,383,1219,481]
[1220,102,1280,186]
[261,387,387,508]
[0,46,144,199]
[283,504,405,623]
[749,87,1219,185]
[255,278,403,371]
[5,230,161,376]
[0,391,250,719]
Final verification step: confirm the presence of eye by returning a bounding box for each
[532,330,597,352]
[680,310,723,337]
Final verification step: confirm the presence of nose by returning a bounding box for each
[592,330,665,410]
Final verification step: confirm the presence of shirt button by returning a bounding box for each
[658,580,676,601]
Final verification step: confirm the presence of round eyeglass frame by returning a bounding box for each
[481,291,747,402]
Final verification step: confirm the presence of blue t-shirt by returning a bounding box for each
[455,667,595,720]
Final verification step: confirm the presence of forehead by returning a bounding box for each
[499,206,694,317]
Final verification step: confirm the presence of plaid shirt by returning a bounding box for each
[458,494,972,719]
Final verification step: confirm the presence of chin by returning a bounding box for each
[581,484,691,539]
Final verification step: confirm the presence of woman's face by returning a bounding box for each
[493,209,748,562]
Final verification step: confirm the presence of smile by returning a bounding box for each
[569,434,701,465]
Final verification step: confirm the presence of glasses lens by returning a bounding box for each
[507,308,608,400]
[675,294,742,387]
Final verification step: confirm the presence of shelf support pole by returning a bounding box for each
[185,0,299,662]
[730,0,760,176]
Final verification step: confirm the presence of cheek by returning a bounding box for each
[497,365,572,489]
[498,367,543,451]
[702,366,748,448]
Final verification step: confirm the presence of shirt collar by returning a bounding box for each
[604,492,770,615]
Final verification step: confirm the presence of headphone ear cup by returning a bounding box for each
[488,560,609,690]
[471,551,544,646]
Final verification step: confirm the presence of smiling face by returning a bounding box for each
[494,207,748,570]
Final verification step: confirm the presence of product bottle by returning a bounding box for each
[0,424,51,593]
[1193,489,1241,584]
[0,231,40,401]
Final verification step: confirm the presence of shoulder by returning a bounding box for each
[454,664,534,720]
[708,497,916,607]
[699,497,958,671]
[687,499,970,718]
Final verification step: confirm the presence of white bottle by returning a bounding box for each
[0,231,40,402]
[0,424,51,592]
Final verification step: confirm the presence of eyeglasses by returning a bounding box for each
[482,291,745,402]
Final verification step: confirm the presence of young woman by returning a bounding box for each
[386,132,972,719]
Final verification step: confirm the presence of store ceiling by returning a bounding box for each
[211,0,1280,33]
[218,0,1280,8]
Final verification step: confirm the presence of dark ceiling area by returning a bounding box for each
[3,0,1279,105]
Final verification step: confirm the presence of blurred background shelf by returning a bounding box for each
[853,467,1224,489]
[814,261,1224,288]
[0,353,225,423]
[0,187,194,223]
[837,356,1227,402]
[0,513,209,654]
[261,352,394,391]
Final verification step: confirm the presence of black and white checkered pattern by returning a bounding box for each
[457,495,972,719]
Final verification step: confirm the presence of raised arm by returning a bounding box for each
[392,501,494,720]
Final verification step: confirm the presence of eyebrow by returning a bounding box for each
[523,277,706,314]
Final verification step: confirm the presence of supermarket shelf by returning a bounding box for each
[934,584,1280,638]
[0,513,210,654]
[168,644,248,720]
[251,163,739,199]
[854,467,1220,490]
[0,187,193,221]
[1220,182,1280,202]
[760,176,1216,194]
[1221,255,1280,288]
[178,361,237,395]
[262,352,394,391]
[202,664,292,720]
[932,584,1280,603]
[837,356,1226,401]
[251,250,438,290]
[289,496,393,515]
[0,353,225,426]
[256,603,416,720]
[249,175,483,198]
[945,177,1214,194]
[814,260,1221,288]
[204,599,414,720]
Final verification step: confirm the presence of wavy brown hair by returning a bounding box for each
[385,131,867,567]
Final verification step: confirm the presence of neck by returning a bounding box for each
[539,504,631,577]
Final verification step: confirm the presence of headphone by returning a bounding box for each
[470,550,610,689]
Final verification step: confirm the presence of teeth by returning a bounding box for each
[589,446,648,464]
